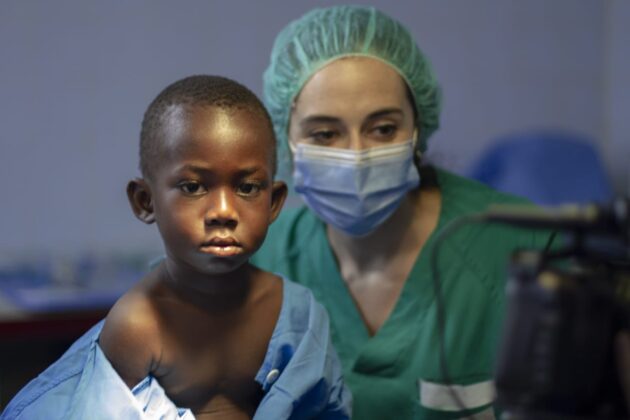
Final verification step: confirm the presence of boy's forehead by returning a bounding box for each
[159,104,190,145]
[158,103,275,158]
[162,103,268,136]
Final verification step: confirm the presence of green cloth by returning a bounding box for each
[252,168,552,419]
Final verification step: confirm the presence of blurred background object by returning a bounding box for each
[0,253,151,408]
[467,130,614,205]
[0,253,148,313]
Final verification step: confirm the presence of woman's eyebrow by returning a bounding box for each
[299,108,403,128]
[299,115,340,128]
[365,108,404,120]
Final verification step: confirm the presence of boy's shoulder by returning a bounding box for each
[98,276,162,387]
[250,272,314,342]
[101,277,161,341]
[262,275,339,372]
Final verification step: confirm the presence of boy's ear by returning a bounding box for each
[269,180,288,223]
[127,178,155,224]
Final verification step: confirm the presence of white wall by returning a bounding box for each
[0,0,625,256]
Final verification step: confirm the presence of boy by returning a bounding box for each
[2,75,351,419]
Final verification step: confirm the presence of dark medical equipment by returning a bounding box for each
[490,198,630,419]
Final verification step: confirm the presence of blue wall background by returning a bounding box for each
[1,0,628,257]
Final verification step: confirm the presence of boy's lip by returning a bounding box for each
[200,237,243,257]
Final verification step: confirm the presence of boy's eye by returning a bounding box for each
[178,181,206,196]
[237,182,262,197]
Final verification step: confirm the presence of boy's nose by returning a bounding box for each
[205,189,238,228]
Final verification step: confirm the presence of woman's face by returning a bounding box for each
[289,57,416,151]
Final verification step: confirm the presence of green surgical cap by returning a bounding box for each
[263,5,442,162]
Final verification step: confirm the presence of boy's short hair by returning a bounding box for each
[140,75,276,180]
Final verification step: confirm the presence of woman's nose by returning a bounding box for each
[205,189,238,228]
[348,132,366,151]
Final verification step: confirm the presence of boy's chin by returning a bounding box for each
[194,255,251,276]
[164,249,253,276]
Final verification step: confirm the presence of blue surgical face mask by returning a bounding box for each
[292,139,421,236]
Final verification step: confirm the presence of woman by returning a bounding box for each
[252,5,550,419]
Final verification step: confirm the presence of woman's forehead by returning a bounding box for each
[293,57,412,120]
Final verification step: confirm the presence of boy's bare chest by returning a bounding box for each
[153,299,280,416]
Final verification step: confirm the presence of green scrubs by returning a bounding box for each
[252,168,552,419]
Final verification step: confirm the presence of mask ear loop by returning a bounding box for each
[288,100,298,155]
[412,128,423,169]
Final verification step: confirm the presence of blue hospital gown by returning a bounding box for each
[1,277,351,419]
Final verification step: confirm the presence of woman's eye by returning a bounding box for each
[178,181,206,195]
[309,130,337,145]
[237,182,261,197]
[372,124,397,137]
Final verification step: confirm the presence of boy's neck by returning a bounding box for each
[158,260,255,313]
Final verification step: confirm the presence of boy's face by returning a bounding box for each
[132,104,286,275]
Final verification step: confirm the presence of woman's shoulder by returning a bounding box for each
[431,166,553,285]
[433,166,530,217]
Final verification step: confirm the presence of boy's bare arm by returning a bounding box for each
[99,292,161,389]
